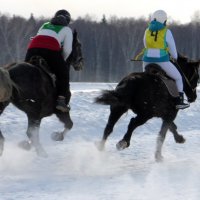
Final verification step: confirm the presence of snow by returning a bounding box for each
[0,82,200,200]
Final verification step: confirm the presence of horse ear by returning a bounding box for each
[73,29,77,38]
[193,60,200,68]
[188,60,200,69]
[198,60,200,67]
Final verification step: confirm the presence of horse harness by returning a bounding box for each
[145,64,179,97]
[28,56,56,88]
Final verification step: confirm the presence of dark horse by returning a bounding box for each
[95,55,200,161]
[0,30,84,157]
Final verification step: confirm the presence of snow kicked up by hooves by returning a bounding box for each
[0,82,200,200]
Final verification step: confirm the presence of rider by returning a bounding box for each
[25,9,73,112]
[142,10,189,109]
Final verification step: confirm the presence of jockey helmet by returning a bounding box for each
[151,10,167,24]
[54,9,71,25]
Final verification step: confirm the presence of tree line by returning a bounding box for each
[0,13,200,82]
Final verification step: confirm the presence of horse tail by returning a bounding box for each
[0,68,14,102]
[95,90,122,105]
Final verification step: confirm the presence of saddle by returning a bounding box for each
[28,56,56,87]
[145,64,179,97]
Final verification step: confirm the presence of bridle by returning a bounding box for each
[67,31,84,71]
[173,60,198,93]
[71,40,84,70]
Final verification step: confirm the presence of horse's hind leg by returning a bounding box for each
[51,112,73,141]
[169,122,185,143]
[116,114,150,150]
[155,121,171,162]
[19,117,47,157]
[96,105,128,151]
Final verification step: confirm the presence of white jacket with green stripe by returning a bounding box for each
[35,22,73,60]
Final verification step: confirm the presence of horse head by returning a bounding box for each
[176,54,200,103]
[67,29,84,71]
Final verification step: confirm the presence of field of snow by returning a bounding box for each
[0,82,200,200]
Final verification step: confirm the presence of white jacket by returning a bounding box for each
[37,24,73,60]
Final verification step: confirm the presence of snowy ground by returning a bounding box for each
[0,82,200,200]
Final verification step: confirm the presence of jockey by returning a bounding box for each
[25,9,73,112]
[142,10,189,109]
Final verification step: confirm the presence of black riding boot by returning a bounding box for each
[56,96,70,112]
[175,92,190,110]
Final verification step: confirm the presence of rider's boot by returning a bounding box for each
[56,96,70,112]
[175,92,190,110]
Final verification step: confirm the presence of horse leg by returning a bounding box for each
[96,105,128,151]
[155,121,171,162]
[169,122,185,143]
[0,130,5,156]
[51,112,73,141]
[116,114,150,150]
[0,101,9,156]
[19,117,47,157]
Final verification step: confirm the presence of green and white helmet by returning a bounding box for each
[151,10,167,24]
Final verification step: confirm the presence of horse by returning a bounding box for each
[0,30,84,157]
[95,55,200,161]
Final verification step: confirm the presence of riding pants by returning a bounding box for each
[25,48,71,103]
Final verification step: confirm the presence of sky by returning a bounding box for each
[0,0,200,24]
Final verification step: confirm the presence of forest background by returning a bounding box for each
[0,12,200,82]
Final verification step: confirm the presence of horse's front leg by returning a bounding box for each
[155,120,171,162]
[0,101,9,156]
[96,105,128,151]
[0,130,5,156]
[116,114,150,150]
[19,118,47,157]
[169,122,185,143]
[51,111,73,141]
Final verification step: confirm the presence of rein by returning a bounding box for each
[174,61,196,92]
[130,58,197,92]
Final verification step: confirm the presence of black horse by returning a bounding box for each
[0,30,84,157]
[95,55,200,161]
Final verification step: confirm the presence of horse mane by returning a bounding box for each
[3,62,18,70]
[0,68,13,102]
[0,62,21,101]
[178,53,189,62]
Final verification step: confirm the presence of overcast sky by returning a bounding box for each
[0,0,200,23]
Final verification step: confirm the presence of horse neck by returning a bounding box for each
[180,64,197,102]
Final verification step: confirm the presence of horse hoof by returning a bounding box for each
[51,132,64,141]
[36,148,48,158]
[0,140,4,156]
[155,152,164,162]
[18,140,32,150]
[0,148,3,156]
[116,140,128,151]
[95,140,105,151]
[175,135,186,143]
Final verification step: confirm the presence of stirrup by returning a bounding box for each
[56,104,70,112]
[56,98,70,112]
[176,103,190,110]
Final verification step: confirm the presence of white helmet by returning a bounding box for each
[151,10,167,24]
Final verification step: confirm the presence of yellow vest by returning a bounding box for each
[143,27,169,62]
[145,27,167,49]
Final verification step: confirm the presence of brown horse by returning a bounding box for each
[95,55,200,161]
[0,30,83,157]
